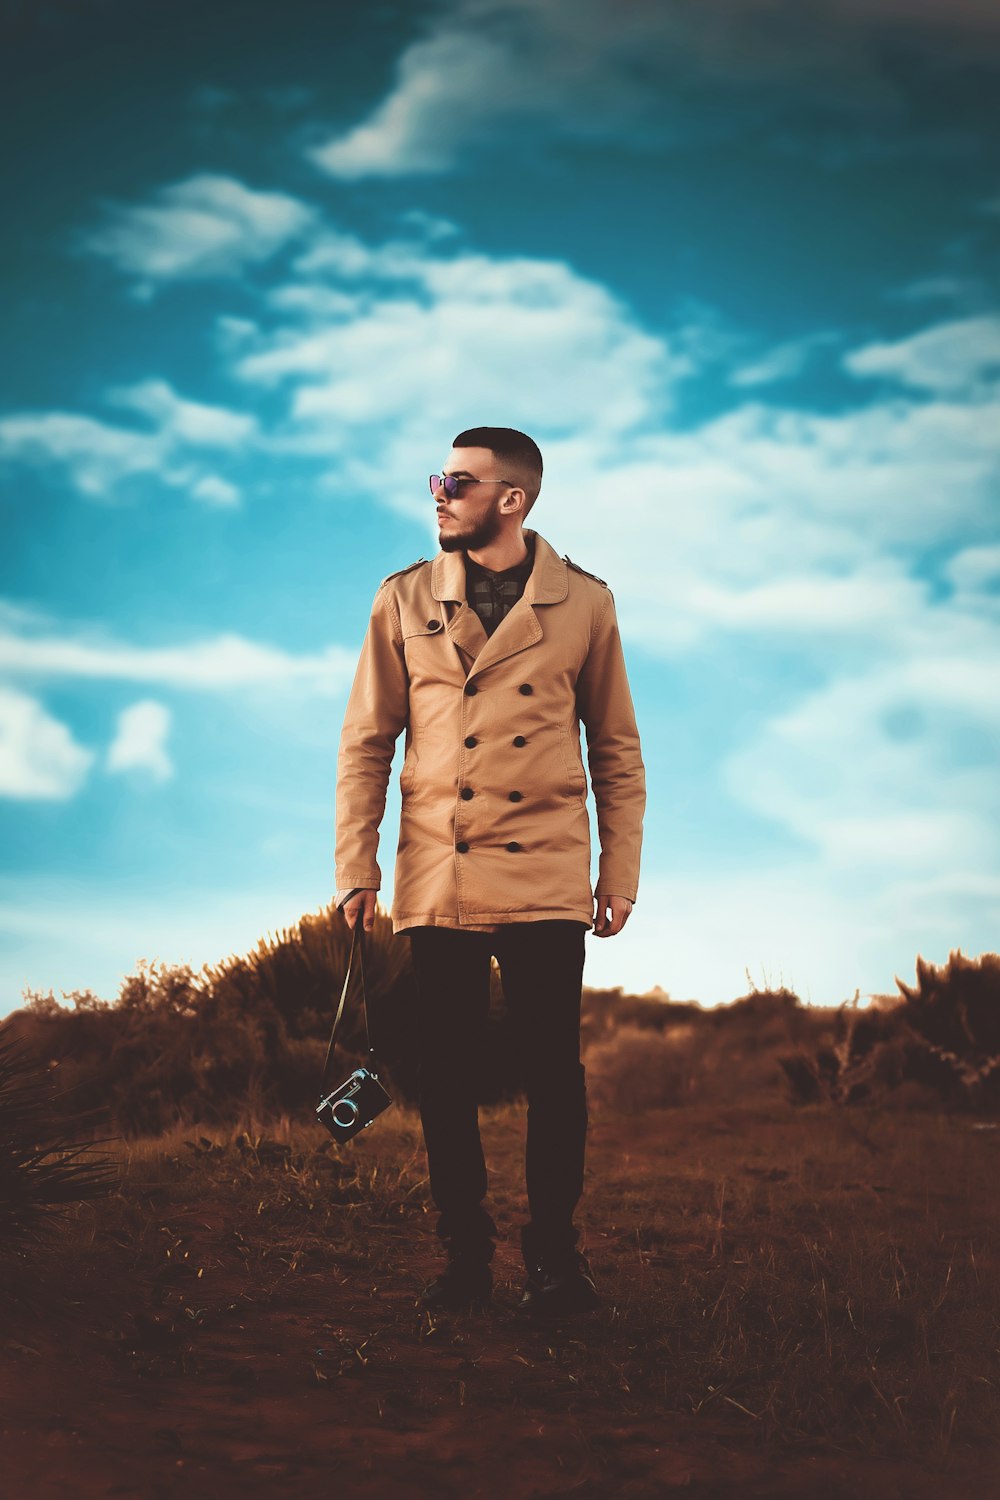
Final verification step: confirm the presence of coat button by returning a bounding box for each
[513,735,526,747]
[456,840,470,853]
[464,735,477,748]
[427,619,442,631]
[506,841,522,852]
[461,787,474,800]
[518,683,533,695]
[465,682,478,696]
[509,791,523,802]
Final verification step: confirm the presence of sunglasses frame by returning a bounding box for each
[429,473,513,499]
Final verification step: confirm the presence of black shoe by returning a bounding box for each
[518,1250,600,1318]
[419,1255,493,1312]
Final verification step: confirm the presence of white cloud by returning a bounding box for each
[0,379,252,502]
[0,686,94,800]
[214,315,260,351]
[310,28,521,178]
[307,0,1000,180]
[729,331,840,388]
[106,700,174,781]
[396,209,461,242]
[0,411,164,498]
[108,380,257,447]
[945,544,1000,597]
[220,219,1000,665]
[888,275,970,304]
[843,316,1000,394]
[236,238,690,460]
[0,612,355,697]
[190,474,241,507]
[722,653,1000,875]
[79,173,314,292]
[485,396,999,661]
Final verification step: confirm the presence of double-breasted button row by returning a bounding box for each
[463,681,532,696]
[465,734,526,747]
[459,787,523,801]
[459,683,530,840]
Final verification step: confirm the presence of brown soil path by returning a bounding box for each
[3,1104,998,1498]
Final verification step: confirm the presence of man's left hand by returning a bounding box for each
[593,893,633,937]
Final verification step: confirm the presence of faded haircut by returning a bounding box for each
[452,426,543,512]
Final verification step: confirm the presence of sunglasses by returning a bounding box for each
[429,474,512,499]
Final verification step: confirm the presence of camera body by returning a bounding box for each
[317,1064,392,1143]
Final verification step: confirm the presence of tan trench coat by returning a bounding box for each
[334,528,645,933]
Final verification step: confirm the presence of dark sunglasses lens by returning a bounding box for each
[429,474,440,495]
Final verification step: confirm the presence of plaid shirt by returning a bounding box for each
[463,534,536,637]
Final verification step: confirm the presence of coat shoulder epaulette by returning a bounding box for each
[380,557,428,587]
[563,555,608,588]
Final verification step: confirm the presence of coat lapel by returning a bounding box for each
[430,529,568,679]
[447,603,489,661]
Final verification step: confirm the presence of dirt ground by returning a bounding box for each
[3,1102,999,1499]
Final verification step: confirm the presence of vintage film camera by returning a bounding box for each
[316,890,393,1143]
[317,1064,392,1143]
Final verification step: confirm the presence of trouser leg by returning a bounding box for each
[408,926,498,1258]
[493,920,589,1268]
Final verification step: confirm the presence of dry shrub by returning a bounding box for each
[580,985,702,1050]
[18,913,992,1134]
[0,1022,116,1257]
[585,1023,699,1111]
[781,950,1000,1110]
[585,989,820,1110]
[9,901,420,1137]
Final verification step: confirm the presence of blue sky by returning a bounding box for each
[2,0,999,1010]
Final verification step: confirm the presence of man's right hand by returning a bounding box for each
[339,888,378,932]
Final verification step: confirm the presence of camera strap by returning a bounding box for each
[320,922,376,1096]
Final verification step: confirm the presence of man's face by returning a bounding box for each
[433,446,509,553]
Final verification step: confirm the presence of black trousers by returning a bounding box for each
[408,920,589,1270]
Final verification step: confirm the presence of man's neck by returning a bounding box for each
[466,530,531,574]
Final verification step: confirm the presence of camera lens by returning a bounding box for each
[333,1098,359,1128]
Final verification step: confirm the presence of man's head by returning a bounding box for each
[433,426,543,554]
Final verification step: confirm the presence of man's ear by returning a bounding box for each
[502,487,527,515]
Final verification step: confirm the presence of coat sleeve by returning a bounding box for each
[575,590,646,902]
[334,583,409,892]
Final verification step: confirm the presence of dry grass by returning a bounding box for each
[5,1097,999,1488]
[4,942,999,1493]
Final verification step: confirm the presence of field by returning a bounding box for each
[4,1094,1000,1499]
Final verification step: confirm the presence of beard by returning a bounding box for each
[438,501,504,553]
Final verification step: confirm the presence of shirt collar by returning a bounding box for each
[465,533,536,582]
[431,529,569,605]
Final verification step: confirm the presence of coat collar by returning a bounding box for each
[430,528,569,606]
[431,529,569,678]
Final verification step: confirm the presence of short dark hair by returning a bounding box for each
[452,426,543,512]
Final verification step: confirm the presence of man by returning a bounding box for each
[335,426,645,1318]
